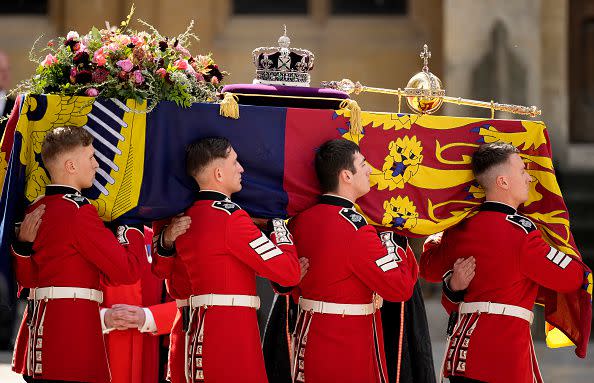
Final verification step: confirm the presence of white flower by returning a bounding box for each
[66,31,79,41]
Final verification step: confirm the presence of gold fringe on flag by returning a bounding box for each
[219,92,239,119]
[339,99,363,134]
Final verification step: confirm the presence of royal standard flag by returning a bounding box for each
[0,94,590,357]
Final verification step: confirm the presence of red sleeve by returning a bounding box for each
[147,301,178,335]
[225,212,300,287]
[11,243,37,288]
[11,216,38,289]
[441,292,460,315]
[519,230,584,293]
[151,219,175,280]
[348,228,418,302]
[73,205,145,285]
[420,231,454,283]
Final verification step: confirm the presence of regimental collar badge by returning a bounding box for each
[252,25,315,87]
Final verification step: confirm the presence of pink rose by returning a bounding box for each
[210,76,219,85]
[131,35,143,46]
[93,48,107,66]
[66,31,79,41]
[174,59,188,70]
[85,88,99,97]
[41,54,58,67]
[116,59,133,72]
[106,43,119,52]
[120,35,131,46]
[133,70,144,84]
[156,68,167,78]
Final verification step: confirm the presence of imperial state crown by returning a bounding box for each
[252,26,314,87]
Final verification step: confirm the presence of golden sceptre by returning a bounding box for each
[321,45,541,118]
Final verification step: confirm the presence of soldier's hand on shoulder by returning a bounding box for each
[425,231,444,246]
[17,204,45,242]
[163,215,192,248]
[448,257,476,291]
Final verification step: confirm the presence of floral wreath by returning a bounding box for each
[8,5,227,113]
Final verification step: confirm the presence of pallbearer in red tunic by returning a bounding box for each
[151,216,193,383]
[100,227,179,383]
[176,137,301,383]
[420,143,590,383]
[10,126,146,383]
[289,139,418,383]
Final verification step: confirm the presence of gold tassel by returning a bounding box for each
[219,92,239,119]
[339,99,362,134]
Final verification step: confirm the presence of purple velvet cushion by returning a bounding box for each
[221,84,349,110]
[222,83,349,99]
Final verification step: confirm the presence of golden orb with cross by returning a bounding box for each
[404,44,445,114]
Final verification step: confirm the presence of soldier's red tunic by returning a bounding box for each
[10,185,146,382]
[420,201,587,383]
[151,218,193,383]
[102,227,178,383]
[176,190,300,383]
[288,194,418,383]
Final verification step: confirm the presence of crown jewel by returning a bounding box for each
[252,25,315,87]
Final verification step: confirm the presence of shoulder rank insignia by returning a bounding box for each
[212,200,241,215]
[506,214,537,234]
[339,208,367,230]
[62,193,89,208]
[114,225,144,245]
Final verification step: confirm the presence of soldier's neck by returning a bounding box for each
[328,188,357,205]
[48,175,82,193]
[197,183,231,199]
[484,192,519,210]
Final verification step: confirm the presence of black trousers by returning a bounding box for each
[449,376,487,383]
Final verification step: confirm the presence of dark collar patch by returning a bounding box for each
[46,184,81,196]
[197,190,229,201]
[480,201,516,215]
[506,214,536,234]
[62,193,89,208]
[339,208,367,230]
[320,194,354,209]
[212,200,241,215]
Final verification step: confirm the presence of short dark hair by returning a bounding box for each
[186,137,232,177]
[471,142,520,182]
[41,126,93,165]
[315,139,360,193]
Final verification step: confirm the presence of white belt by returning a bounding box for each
[459,301,534,324]
[176,299,189,308]
[189,294,260,310]
[299,297,376,316]
[29,287,103,304]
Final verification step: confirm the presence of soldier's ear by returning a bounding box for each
[64,158,76,174]
[495,174,509,190]
[341,169,353,184]
[214,167,224,182]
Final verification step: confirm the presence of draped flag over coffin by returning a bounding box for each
[0,94,590,355]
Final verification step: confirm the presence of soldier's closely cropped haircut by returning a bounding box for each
[41,126,93,166]
[471,142,520,186]
[186,137,232,177]
[315,139,360,193]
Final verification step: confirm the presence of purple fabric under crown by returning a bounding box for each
[221,84,349,110]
